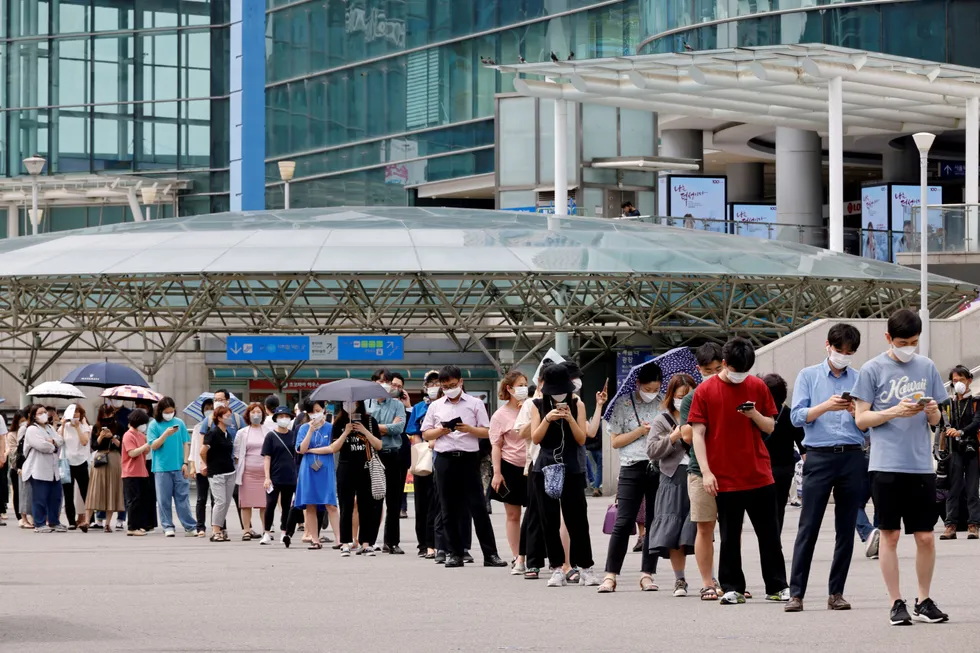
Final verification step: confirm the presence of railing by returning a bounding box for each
[907,204,980,255]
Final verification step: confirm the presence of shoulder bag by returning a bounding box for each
[410,441,433,476]
[366,446,387,500]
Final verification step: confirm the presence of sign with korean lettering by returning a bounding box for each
[226,335,404,362]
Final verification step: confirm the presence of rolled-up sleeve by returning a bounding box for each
[790,369,812,428]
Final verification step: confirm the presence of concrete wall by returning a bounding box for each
[753,304,980,393]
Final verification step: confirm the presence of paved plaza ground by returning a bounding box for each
[1,497,977,652]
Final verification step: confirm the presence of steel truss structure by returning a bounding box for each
[0,270,968,388]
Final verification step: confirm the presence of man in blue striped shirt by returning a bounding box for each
[785,323,866,613]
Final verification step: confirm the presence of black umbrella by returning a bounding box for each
[308,379,389,404]
[63,362,149,388]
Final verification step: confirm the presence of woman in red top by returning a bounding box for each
[121,409,154,537]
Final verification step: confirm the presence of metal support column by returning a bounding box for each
[967,97,979,252]
[828,76,844,253]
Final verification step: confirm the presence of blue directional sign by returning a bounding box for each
[226,336,310,362]
[338,336,404,361]
[939,161,966,178]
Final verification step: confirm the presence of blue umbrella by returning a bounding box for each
[63,362,148,389]
[603,346,702,421]
[182,392,249,423]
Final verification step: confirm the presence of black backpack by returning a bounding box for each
[15,436,27,470]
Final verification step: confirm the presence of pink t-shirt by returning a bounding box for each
[489,404,526,467]
[121,429,148,478]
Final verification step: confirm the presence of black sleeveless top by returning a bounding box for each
[531,397,583,474]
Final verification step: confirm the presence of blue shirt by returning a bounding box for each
[368,398,406,451]
[791,360,865,448]
[406,401,430,437]
[147,417,191,473]
[850,352,946,474]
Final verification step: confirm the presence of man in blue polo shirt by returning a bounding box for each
[784,323,866,613]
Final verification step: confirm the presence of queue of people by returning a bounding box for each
[0,307,971,627]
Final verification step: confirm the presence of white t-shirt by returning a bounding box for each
[62,422,93,466]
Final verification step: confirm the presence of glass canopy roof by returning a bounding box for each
[0,207,968,287]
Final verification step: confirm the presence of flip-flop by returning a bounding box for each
[308,542,323,550]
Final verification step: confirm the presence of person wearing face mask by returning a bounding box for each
[22,406,66,533]
[851,309,949,626]
[121,409,155,536]
[490,371,530,572]
[146,397,196,537]
[334,400,383,556]
[690,337,788,606]
[260,407,299,545]
[293,406,342,550]
[201,406,237,542]
[597,361,663,593]
[760,374,806,536]
[201,389,245,535]
[189,397,214,536]
[784,324,866,613]
[646,373,698,597]
[406,371,440,557]
[941,366,980,541]
[58,404,92,530]
[365,368,409,555]
[84,404,126,532]
[234,403,270,540]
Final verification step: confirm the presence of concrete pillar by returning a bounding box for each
[7,204,19,238]
[881,145,918,183]
[725,162,765,202]
[776,127,823,245]
[661,129,703,168]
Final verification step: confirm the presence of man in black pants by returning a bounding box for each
[368,368,408,554]
[785,323,866,612]
[422,365,507,569]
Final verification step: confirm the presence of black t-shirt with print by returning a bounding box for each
[332,413,381,465]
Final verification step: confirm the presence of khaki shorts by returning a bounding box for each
[688,473,717,523]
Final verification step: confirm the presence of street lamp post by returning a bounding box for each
[140,186,158,221]
[912,132,935,358]
[23,155,46,235]
[278,161,296,209]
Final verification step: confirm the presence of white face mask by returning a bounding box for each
[426,387,440,400]
[673,398,684,410]
[311,412,325,424]
[727,370,750,384]
[444,387,462,400]
[110,399,124,409]
[551,393,568,403]
[137,424,148,434]
[162,411,175,421]
[954,381,968,396]
[250,413,263,425]
[891,344,917,363]
[639,391,658,404]
[36,413,49,425]
[342,401,356,414]
[204,410,214,419]
[572,379,583,392]
[213,400,227,409]
[276,417,292,428]
[380,383,392,395]
[512,386,529,401]
[827,347,853,370]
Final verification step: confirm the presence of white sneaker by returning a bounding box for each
[373,544,382,552]
[579,567,600,587]
[511,560,527,576]
[260,533,273,545]
[340,544,352,557]
[865,528,880,558]
[547,568,567,587]
[164,530,175,538]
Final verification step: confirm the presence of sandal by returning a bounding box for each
[700,587,719,601]
[242,533,252,541]
[524,568,540,580]
[104,526,113,533]
[597,577,617,594]
[210,533,222,542]
[744,590,753,600]
[308,542,323,550]
[565,569,581,584]
[640,576,659,592]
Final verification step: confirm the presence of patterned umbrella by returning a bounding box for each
[603,346,702,421]
[28,381,87,400]
[101,385,164,403]
[182,392,248,423]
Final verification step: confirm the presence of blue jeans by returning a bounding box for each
[155,470,197,532]
[30,478,62,527]
[586,449,602,489]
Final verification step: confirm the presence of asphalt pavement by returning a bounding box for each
[0,497,976,652]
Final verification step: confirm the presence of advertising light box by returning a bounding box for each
[666,175,727,232]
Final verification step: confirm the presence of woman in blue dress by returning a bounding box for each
[294,411,346,550]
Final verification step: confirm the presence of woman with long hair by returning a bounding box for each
[490,370,529,572]
[646,373,698,597]
[59,405,92,530]
[235,402,270,540]
[6,410,28,528]
[333,400,383,556]
[84,404,126,533]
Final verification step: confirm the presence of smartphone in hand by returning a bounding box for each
[840,392,852,402]
[736,401,755,413]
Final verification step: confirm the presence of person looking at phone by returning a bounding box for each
[407,371,440,558]
[689,337,788,606]
[597,360,663,594]
[941,365,980,541]
[58,404,92,530]
[202,406,237,542]
[422,365,507,569]
[333,401,383,556]
[121,409,154,536]
[84,404,126,533]
[784,323,866,613]
[366,368,408,555]
[147,397,197,537]
[490,371,530,573]
[851,309,948,626]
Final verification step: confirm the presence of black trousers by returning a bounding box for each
[195,473,211,531]
[144,461,158,529]
[603,461,658,575]
[532,470,594,569]
[264,483,295,532]
[8,467,20,519]
[789,450,864,598]
[946,450,980,526]
[433,456,471,552]
[772,463,796,535]
[716,483,788,595]
[434,451,497,558]
[413,473,436,552]
[123,476,155,532]
[379,449,406,546]
[0,463,8,514]
[521,472,547,566]
[62,463,90,526]
[337,461,381,544]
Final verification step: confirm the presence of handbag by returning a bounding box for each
[59,445,72,485]
[602,501,638,536]
[541,400,567,500]
[410,441,433,476]
[366,448,387,500]
[93,451,109,468]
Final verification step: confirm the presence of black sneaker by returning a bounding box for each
[434,550,446,565]
[462,550,475,564]
[889,599,913,626]
[912,598,949,623]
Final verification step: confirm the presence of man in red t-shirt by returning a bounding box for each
[689,337,789,605]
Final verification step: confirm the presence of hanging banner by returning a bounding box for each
[860,185,888,261]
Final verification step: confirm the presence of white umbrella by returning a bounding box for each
[28,381,87,400]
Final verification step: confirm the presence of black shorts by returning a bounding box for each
[871,472,938,534]
[490,460,528,507]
